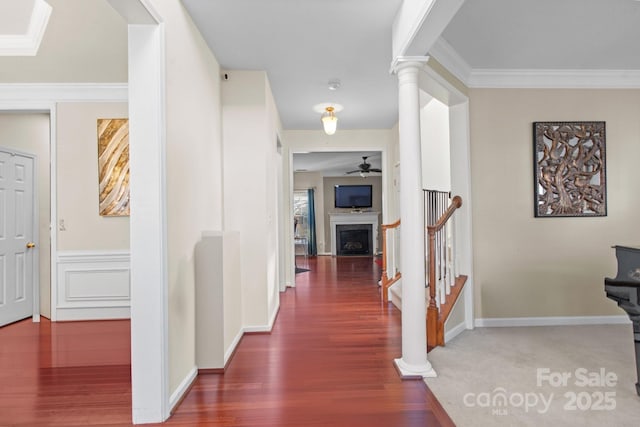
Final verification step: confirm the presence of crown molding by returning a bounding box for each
[0,0,52,56]
[429,37,640,89]
[0,83,128,102]
[467,69,640,89]
[428,37,472,84]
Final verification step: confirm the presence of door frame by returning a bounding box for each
[0,146,40,322]
[0,103,56,322]
[0,106,55,323]
[286,146,391,287]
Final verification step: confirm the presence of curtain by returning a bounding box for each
[307,188,317,256]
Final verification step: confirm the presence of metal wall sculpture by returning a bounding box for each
[97,118,130,216]
[533,121,606,217]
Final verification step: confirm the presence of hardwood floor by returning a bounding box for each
[0,256,453,426]
[0,318,132,426]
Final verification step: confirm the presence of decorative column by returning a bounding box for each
[393,59,436,378]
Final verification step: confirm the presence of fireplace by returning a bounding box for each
[329,212,379,256]
[336,224,372,256]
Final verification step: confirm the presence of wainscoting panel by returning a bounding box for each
[56,250,130,320]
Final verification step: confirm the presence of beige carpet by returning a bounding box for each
[425,325,640,426]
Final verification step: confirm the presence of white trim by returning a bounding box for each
[0,0,52,56]
[0,83,128,103]
[428,37,472,84]
[55,306,130,321]
[444,320,467,343]
[427,38,640,89]
[475,315,631,328]
[49,105,58,321]
[56,250,131,321]
[243,303,280,333]
[0,103,55,321]
[57,250,130,263]
[468,69,640,89]
[128,22,169,424]
[329,212,379,256]
[394,357,437,379]
[224,329,244,366]
[169,366,197,413]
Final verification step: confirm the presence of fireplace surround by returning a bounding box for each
[329,212,378,256]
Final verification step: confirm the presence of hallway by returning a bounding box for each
[168,256,452,426]
[0,256,452,426]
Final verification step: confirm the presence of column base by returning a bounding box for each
[394,358,437,379]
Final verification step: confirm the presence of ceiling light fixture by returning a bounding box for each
[321,106,338,135]
[313,103,343,135]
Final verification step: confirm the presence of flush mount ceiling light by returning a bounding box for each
[313,103,344,136]
[321,107,337,135]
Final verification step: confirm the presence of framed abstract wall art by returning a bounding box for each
[97,118,130,216]
[533,121,606,217]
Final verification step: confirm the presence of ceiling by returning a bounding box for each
[5,1,638,173]
[181,0,403,131]
[442,0,640,70]
[182,0,640,134]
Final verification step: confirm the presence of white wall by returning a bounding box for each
[222,70,282,330]
[56,102,130,251]
[420,98,450,191]
[151,0,224,395]
[264,77,282,322]
[469,88,640,319]
[0,113,51,317]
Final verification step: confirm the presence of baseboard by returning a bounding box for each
[244,301,281,333]
[224,328,244,366]
[55,306,130,321]
[475,315,631,328]
[444,320,467,342]
[169,366,198,413]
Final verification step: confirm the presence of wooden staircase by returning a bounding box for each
[380,193,466,352]
[426,195,464,351]
[427,274,467,351]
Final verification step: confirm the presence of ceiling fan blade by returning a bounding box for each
[345,170,360,174]
[369,168,382,173]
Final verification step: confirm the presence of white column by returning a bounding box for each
[393,60,436,378]
[128,24,170,423]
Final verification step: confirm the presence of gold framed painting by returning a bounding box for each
[97,118,130,216]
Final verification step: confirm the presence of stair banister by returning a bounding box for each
[380,219,401,303]
[426,195,462,349]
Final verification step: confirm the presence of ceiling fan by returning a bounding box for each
[346,156,382,175]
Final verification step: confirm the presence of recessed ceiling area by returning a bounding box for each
[441,0,640,70]
[293,152,382,177]
[0,0,52,56]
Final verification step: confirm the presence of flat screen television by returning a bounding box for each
[334,184,373,209]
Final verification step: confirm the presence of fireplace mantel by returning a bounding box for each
[329,212,379,256]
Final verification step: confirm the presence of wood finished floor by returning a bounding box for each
[0,256,453,426]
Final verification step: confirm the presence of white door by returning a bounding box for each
[0,149,36,327]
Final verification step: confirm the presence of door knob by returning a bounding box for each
[26,242,36,248]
